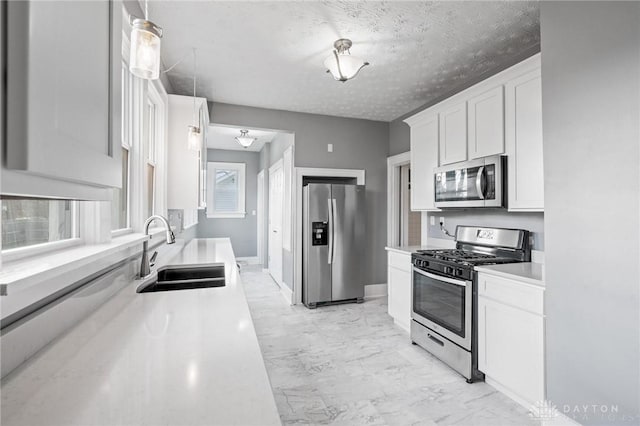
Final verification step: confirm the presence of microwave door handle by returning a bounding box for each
[476,166,485,200]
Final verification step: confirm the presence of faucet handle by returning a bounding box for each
[149,251,158,267]
[168,230,176,244]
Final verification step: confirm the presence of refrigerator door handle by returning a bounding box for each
[327,198,333,264]
[331,198,337,264]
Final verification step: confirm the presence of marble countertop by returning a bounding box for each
[475,262,545,287]
[1,238,281,426]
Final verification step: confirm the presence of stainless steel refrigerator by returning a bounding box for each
[303,183,365,308]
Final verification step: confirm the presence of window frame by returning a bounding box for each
[206,161,247,219]
[1,200,82,262]
[111,39,134,236]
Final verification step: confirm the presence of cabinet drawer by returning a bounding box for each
[388,251,412,272]
[478,273,544,315]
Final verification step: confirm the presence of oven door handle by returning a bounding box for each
[413,267,469,287]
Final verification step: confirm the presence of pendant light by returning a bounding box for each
[235,130,256,149]
[324,39,369,82]
[129,0,163,80]
[187,48,202,151]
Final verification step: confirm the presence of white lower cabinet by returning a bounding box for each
[387,251,412,332]
[478,272,545,409]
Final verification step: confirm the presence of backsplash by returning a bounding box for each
[427,210,544,250]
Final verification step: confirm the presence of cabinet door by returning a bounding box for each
[167,95,204,210]
[439,102,467,165]
[478,296,544,405]
[505,68,544,211]
[468,86,504,159]
[388,266,412,332]
[408,113,439,211]
[5,1,121,190]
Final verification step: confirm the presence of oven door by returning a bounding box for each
[411,267,472,350]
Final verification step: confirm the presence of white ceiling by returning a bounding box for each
[149,1,539,122]
[207,125,277,152]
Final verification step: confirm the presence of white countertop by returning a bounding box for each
[0,238,281,426]
[475,262,545,287]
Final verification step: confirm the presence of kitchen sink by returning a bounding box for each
[138,264,226,293]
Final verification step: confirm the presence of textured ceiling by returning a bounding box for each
[207,125,277,152]
[149,1,540,122]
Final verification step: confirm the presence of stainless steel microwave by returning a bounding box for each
[434,155,505,208]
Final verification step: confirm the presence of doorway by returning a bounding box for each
[269,160,284,286]
[399,164,422,246]
[257,170,265,266]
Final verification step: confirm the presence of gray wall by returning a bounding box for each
[210,102,390,287]
[541,2,640,424]
[196,149,259,258]
[426,211,544,250]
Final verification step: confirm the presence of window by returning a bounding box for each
[146,99,157,218]
[111,61,133,231]
[2,200,78,251]
[145,82,165,219]
[206,162,246,218]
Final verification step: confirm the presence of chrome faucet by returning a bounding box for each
[139,215,176,278]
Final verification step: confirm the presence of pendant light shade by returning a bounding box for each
[324,39,369,82]
[129,18,163,80]
[235,130,256,148]
[187,125,201,151]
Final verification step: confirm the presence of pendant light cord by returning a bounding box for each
[192,48,197,126]
[144,0,149,20]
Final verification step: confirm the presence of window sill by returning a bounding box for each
[0,229,167,296]
[206,212,246,219]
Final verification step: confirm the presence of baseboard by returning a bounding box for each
[364,283,387,299]
[261,268,269,273]
[279,283,293,305]
[394,318,410,334]
[485,377,581,425]
[485,377,535,412]
[236,256,260,264]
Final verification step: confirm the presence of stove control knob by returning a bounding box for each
[443,266,453,275]
[456,268,464,276]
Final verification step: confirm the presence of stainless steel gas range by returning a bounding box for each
[410,226,531,383]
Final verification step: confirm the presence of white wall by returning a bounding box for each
[541,2,640,424]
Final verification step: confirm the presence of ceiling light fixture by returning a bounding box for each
[324,38,369,82]
[235,130,256,149]
[187,48,201,151]
[129,0,163,80]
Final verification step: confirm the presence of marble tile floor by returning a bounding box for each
[240,264,540,426]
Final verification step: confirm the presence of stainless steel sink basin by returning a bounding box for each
[138,264,226,293]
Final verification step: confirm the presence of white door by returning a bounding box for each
[257,170,265,265]
[268,161,284,286]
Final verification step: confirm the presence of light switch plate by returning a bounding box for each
[430,216,435,226]
[327,144,333,153]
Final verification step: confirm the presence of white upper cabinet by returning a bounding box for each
[3,0,122,199]
[438,101,468,165]
[167,95,209,210]
[405,111,440,211]
[467,86,505,159]
[404,53,542,212]
[505,57,544,211]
